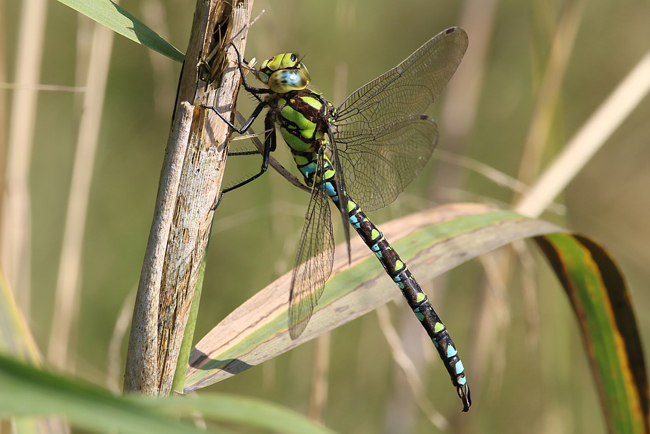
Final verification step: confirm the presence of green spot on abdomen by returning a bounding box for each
[293,154,309,165]
[323,169,336,181]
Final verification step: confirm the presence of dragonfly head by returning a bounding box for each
[256,53,310,93]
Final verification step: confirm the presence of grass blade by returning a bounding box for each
[58,0,184,62]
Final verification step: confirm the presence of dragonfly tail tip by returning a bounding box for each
[458,384,471,412]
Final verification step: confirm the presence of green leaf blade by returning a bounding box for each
[0,354,216,434]
[186,203,648,434]
[1,354,338,433]
[185,204,565,391]
[536,233,649,434]
[151,394,339,434]
[58,0,184,62]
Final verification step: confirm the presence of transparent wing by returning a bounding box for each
[288,182,335,339]
[333,27,468,211]
[334,115,438,211]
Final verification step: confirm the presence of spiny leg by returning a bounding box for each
[204,100,267,134]
[211,114,276,210]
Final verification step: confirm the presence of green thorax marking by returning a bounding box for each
[269,89,334,158]
[281,105,316,138]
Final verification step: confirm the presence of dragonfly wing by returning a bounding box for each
[289,183,335,339]
[335,114,438,211]
[333,27,467,211]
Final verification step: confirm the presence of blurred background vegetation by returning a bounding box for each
[2,0,650,432]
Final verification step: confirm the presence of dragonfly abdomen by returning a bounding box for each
[302,153,471,409]
[344,196,471,411]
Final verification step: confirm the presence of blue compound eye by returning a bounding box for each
[268,66,310,93]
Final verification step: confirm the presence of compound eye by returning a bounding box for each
[268,67,310,93]
[290,54,297,63]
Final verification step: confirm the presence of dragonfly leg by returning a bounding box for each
[228,150,260,156]
[211,114,276,210]
[204,100,267,134]
[203,41,274,133]
[227,43,272,100]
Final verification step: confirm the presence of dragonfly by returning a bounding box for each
[208,27,470,411]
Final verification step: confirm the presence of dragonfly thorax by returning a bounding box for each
[257,53,311,94]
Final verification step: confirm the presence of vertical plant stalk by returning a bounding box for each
[140,0,177,117]
[515,48,650,217]
[376,305,448,431]
[458,2,583,405]
[123,0,253,395]
[514,0,584,191]
[308,332,330,422]
[172,251,207,393]
[0,0,48,314]
[431,0,498,203]
[0,0,8,209]
[47,13,115,371]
